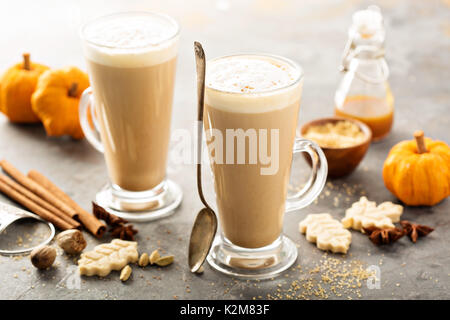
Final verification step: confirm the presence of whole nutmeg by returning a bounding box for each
[56,229,87,254]
[30,245,56,269]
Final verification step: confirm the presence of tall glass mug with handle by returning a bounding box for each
[78,12,182,221]
[204,54,327,278]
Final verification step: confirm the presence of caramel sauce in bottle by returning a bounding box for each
[335,6,394,142]
[335,92,394,141]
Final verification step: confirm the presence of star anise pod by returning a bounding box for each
[363,226,404,245]
[110,224,138,241]
[400,220,434,243]
[92,202,138,241]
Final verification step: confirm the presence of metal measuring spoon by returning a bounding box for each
[0,201,55,255]
[188,42,218,273]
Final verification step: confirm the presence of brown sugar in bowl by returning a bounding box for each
[300,117,372,178]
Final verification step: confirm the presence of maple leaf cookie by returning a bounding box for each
[342,196,403,232]
[299,213,352,254]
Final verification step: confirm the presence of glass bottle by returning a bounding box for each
[334,6,394,142]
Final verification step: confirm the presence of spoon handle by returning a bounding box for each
[194,42,210,210]
[194,41,205,122]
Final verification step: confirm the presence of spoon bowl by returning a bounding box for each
[188,207,218,272]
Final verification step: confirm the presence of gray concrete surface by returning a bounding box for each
[0,0,449,300]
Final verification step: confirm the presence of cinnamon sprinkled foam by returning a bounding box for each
[205,55,303,113]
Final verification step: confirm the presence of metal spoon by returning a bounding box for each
[188,42,218,273]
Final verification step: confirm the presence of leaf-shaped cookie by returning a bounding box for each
[341,197,403,232]
[78,239,138,277]
[299,213,352,254]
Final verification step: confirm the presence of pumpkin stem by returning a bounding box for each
[414,130,427,154]
[68,83,78,98]
[23,53,31,70]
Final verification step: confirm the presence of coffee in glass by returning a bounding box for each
[79,12,182,221]
[203,54,327,278]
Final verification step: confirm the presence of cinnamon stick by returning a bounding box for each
[0,173,80,229]
[28,170,106,238]
[0,160,78,220]
[0,179,72,230]
[414,130,427,154]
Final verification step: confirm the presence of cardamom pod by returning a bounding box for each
[149,249,160,265]
[138,253,149,267]
[120,265,132,281]
[155,255,174,267]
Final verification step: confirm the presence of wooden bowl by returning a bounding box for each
[300,117,372,178]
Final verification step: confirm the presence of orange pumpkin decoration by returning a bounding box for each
[0,53,49,123]
[383,131,450,206]
[31,66,89,139]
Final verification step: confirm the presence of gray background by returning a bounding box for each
[0,0,449,300]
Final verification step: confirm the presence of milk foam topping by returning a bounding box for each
[82,12,179,68]
[205,55,303,113]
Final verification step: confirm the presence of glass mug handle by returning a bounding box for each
[79,87,104,153]
[285,138,328,212]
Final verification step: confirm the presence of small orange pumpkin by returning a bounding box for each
[383,131,450,206]
[31,66,89,139]
[0,53,49,123]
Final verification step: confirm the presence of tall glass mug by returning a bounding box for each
[204,54,327,278]
[79,12,182,221]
